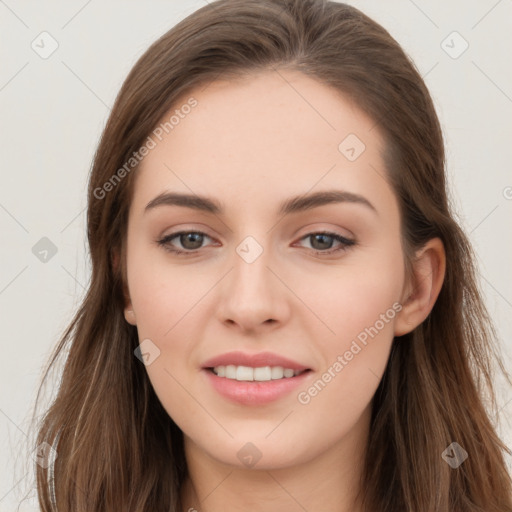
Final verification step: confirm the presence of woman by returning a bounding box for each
[32,0,512,510]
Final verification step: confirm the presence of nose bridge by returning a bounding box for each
[232,233,275,300]
[216,233,288,329]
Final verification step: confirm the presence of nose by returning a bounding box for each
[215,240,291,334]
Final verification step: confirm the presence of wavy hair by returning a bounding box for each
[30,0,512,510]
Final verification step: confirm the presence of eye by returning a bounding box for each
[296,231,356,255]
[156,230,356,256]
[157,230,214,255]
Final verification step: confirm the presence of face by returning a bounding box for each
[122,69,409,470]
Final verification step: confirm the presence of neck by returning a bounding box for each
[180,405,371,512]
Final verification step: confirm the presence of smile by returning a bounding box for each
[211,365,307,381]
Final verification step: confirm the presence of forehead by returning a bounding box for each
[131,69,391,216]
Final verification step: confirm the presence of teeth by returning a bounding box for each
[253,366,271,381]
[212,365,303,381]
[225,365,237,379]
[236,365,254,381]
[271,366,284,379]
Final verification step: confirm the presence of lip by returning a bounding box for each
[203,368,312,406]
[201,351,310,371]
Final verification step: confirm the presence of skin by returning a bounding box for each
[121,69,445,512]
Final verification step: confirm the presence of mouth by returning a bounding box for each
[201,353,313,405]
[207,365,311,381]
[201,351,313,405]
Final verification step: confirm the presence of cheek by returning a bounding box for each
[125,248,210,425]
[292,278,400,448]
[128,270,205,435]
[299,245,404,342]
[127,245,213,338]
[293,246,403,400]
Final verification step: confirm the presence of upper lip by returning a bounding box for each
[202,351,310,371]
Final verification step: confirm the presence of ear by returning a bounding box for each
[394,237,446,336]
[112,247,137,326]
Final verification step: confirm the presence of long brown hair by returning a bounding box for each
[30,0,512,510]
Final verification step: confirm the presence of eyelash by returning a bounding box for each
[156,230,356,256]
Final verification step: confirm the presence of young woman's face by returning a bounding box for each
[123,69,409,469]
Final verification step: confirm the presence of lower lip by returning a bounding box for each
[203,369,312,406]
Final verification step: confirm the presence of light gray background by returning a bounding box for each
[1,1,511,509]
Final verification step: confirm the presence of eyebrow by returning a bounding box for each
[144,189,377,216]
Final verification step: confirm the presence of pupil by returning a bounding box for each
[312,234,332,250]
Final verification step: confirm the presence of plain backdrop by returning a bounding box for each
[1,0,511,509]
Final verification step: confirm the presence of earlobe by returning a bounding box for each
[112,247,137,326]
[394,238,446,336]
[123,286,137,326]
[124,305,137,326]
